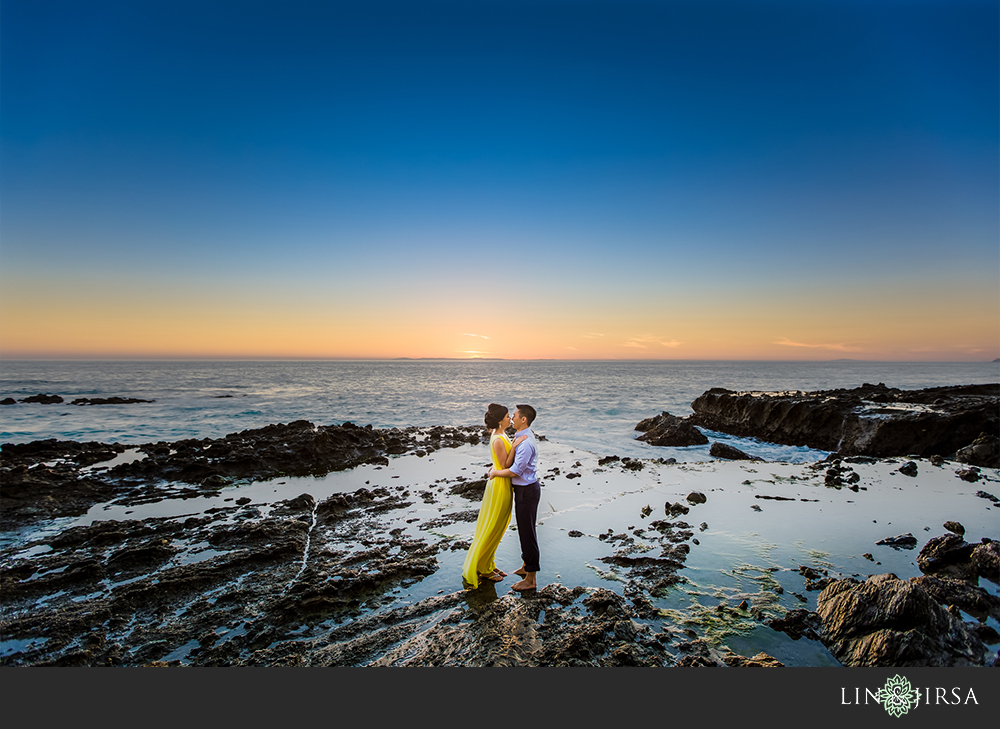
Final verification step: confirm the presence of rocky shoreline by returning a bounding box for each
[635,383,999,467]
[1,421,707,667]
[2,400,998,667]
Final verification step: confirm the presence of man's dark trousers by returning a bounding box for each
[513,481,541,572]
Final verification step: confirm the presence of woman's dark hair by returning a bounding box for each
[484,403,508,430]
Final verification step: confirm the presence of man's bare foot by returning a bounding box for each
[511,578,537,591]
[513,566,527,577]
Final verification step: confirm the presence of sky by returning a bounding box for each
[1,0,997,361]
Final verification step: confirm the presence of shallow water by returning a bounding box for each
[12,435,995,666]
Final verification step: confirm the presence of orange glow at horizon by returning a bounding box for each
[1,273,997,362]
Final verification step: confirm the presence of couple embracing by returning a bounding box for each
[461,403,540,592]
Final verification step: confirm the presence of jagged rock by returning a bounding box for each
[20,394,64,404]
[0,422,488,528]
[955,433,1000,468]
[917,534,976,580]
[620,458,644,471]
[709,442,762,461]
[957,468,981,482]
[768,608,822,641]
[688,383,999,459]
[971,540,999,583]
[798,565,826,580]
[665,502,689,518]
[1,398,17,405]
[898,461,918,477]
[816,573,988,666]
[976,490,1000,506]
[911,575,1000,622]
[876,533,917,549]
[943,521,965,537]
[634,412,708,447]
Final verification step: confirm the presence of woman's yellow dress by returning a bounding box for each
[461,433,514,589]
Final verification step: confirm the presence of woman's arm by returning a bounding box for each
[501,435,528,468]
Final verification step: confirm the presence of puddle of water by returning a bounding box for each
[79,448,148,474]
[0,637,49,657]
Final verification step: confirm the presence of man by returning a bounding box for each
[488,404,540,591]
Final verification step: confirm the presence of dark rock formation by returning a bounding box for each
[917,534,976,580]
[971,540,1000,583]
[815,573,988,666]
[688,383,999,461]
[822,460,861,487]
[709,441,763,461]
[0,421,487,529]
[876,533,917,549]
[665,502,690,518]
[20,394,64,404]
[634,411,708,447]
[943,521,965,537]
[768,608,821,641]
[911,575,1000,623]
[686,491,706,504]
[956,433,1000,468]
[71,397,155,406]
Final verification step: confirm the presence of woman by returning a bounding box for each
[461,403,526,589]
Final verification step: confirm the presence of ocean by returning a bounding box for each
[2,358,998,667]
[1,359,997,460]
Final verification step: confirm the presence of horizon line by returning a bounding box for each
[1,356,998,364]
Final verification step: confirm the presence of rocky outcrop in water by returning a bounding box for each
[0,421,487,529]
[803,526,1000,667]
[956,433,1000,468]
[709,442,763,461]
[18,393,65,404]
[3,394,155,405]
[815,573,988,666]
[71,397,156,405]
[634,411,708,447]
[687,383,999,462]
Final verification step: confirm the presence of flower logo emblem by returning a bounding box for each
[879,675,919,717]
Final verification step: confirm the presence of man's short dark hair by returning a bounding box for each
[516,404,537,426]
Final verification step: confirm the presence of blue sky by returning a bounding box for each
[1,1,997,359]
